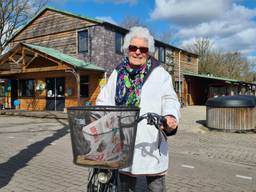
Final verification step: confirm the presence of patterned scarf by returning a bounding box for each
[115,57,152,107]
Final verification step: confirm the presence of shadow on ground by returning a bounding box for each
[196,120,206,126]
[0,121,69,189]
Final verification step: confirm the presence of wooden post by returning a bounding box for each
[65,67,80,106]
[76,71,80,106]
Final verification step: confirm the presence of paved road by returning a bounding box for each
[0,106,255,192]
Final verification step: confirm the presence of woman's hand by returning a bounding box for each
[161,116,178,132]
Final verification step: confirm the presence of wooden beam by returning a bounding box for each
[0,44,22,65]
[36,53,63,67]
[23,53,38,70]
[0,70,21,75]
[9,56,19,65]
[22,65,67,73]
[22,48,25,66]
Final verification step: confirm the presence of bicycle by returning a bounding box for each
[67,106,168,192]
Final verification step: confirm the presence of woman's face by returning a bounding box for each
[128,37,149,66]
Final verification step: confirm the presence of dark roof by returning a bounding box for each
[183,72,240,83]
[183,72,256,85]
[23,43,105,71]
[9,6,198,57]
[206,95,256,107]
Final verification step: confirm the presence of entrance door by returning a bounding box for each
[46,77,65,111]
[11,79,18,109]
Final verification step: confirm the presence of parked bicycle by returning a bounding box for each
[67,106,168,192]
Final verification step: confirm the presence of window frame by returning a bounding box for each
[158,46,165,63]
[115,31,124,54]
[187,55,192,63]
[77,29,89,54]
[20,79,35,97]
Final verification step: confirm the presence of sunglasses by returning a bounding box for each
[128,45,149,54]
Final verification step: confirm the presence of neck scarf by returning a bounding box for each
[115,57,152,107]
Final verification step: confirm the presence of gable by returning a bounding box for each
[11,8,101,43]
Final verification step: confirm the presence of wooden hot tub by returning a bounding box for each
[206,96,256,131]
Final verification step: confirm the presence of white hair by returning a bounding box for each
[122,26,155,56]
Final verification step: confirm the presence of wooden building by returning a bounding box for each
[183,72,256,105]
[0,7,199,110]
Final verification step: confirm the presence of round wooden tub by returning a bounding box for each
[206,96,256,131]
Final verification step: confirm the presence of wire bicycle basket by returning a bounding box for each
[67,106,140,169]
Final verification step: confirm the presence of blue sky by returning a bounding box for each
[48,0,256,62]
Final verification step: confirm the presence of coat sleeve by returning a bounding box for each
[96,71,117,105]
[161,71,181,124]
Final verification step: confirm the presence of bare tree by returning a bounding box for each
[0,0,48,55]
[156,30,173,44]
[184,38,255,82]
[119,15,156,37]
[184,37,213,74]
[120,15,146,29]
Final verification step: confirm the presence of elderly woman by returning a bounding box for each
[96,26,180,192]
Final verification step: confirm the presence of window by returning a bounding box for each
[78,30,89,53]
[115,32,124,54]
[20,79,35,97]
[187,55,192,63]
[80,76,89,97]
[158,46,165,63]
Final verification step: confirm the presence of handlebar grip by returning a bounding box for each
[160,116,167,128]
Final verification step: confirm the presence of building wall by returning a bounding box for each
[11,70,102,110]
[10,8,199,78]
[12,10,96,42]
[173,51,198,81]
[77,25,123,73]
[6,8,200,108]
[11,10,97,56]
[10,10,124,73]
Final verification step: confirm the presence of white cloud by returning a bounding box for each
[151,0,256,56]
[216,28,256,53]
[95,0,137,5]
[95,16,118,25]
[151,0,232,25]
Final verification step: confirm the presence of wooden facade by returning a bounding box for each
[183,73,256,106]
[0,7,200,110]
[0,43,104,110]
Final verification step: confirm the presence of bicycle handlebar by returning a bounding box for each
[137,113,168,154]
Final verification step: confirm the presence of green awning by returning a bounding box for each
[23,43,105,72]
[183,72,240,83]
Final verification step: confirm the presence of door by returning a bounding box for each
[11,79,18,109]
[46,77,65,111]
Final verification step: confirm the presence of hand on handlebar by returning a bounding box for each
[161,116,178,132]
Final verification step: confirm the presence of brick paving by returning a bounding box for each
[0,106,255,192]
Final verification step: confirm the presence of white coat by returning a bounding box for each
[96,65,180,175]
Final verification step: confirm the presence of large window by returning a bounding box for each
[78,29,89,53]
[20,79,35,97]
[80,76,89,97]
[158,46,165,63]
[115,32,124,54]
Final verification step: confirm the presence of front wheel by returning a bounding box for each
[87,169,119,192]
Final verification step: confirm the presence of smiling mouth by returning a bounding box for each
[133,56,143,59]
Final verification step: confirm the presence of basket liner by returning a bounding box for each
[68,106,139,169]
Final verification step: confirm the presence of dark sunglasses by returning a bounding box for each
[128,45,149,53]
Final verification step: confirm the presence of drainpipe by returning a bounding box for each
[104,71,107,83]
[178,50,182,100]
